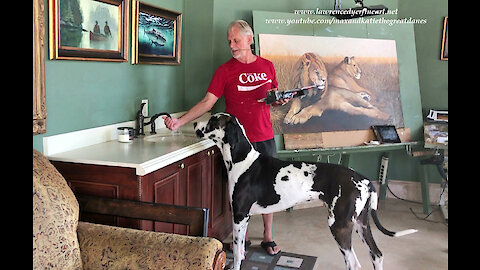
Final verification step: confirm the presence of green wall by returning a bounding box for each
[34,0,447,183]
[398,0,448,110]
[33,0,187,151]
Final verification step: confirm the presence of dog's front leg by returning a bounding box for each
[231,216,250,270]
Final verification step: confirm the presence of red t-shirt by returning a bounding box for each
[207,57,278,142]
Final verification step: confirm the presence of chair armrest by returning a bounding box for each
[212,250,227,270]
[77,222,225,270]
[76,194,208,236]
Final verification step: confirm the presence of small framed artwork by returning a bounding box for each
[49,0,129,62]
[440,16,448,60]
[131,0,182,65]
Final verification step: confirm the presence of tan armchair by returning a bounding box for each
[33,149,226,270]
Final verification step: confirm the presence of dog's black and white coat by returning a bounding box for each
[194,113,417,270]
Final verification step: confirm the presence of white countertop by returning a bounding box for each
[45,113,215,176]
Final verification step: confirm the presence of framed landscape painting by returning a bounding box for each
[131,0,182,65]
[49,0,129,61]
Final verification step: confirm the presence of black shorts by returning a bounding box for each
[251,138,277,158]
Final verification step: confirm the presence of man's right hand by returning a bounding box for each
[163,92,218,131]
[163,116,182,131]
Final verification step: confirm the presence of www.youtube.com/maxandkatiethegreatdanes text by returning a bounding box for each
[264,8,427,26]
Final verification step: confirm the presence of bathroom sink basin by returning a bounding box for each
[143,133,202,145]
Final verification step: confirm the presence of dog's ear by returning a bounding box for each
[218,114,232,128]
[225,119,238,150]
[206,115,221,132]
[224,116,251,163]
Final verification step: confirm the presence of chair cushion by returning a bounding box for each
[33,149,82,269]
[77,222,223,270]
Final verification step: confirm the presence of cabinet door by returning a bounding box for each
[153,171,187,234]
[146,149,211,234]
[143,160,187,234]
[185,149,211,209]
[69,180,119,226]
[209,148,232,239]
[52,162,139,228]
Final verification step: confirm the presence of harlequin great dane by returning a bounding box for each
[194,113,417,270]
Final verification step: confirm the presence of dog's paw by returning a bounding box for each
[231,262,242,270]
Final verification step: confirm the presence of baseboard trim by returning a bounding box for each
[373,179,446,205]
[293,179,446,210]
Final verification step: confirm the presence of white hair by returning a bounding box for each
[227,20,254,44]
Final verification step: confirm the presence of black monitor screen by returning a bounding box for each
[372,125,401,143]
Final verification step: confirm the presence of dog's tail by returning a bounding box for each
[369,187,418,237]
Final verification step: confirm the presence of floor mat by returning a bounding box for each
[225,246,317,270]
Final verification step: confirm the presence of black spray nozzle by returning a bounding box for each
[145,112,172,134]
[153,112,171,119]
[262,84,319,104]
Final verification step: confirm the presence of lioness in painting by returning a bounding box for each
[283,53,389,124]
[284,86,390,124]
[329,56,375,101]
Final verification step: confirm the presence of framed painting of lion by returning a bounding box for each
[259,34,403,134]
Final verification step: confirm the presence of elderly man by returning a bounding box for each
[164,19,291,255]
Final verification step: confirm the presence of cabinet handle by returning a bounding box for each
[211,149,214,155]
[207,151,211,156]
[179,163,185,169]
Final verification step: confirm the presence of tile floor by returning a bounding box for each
[223,199,448,270]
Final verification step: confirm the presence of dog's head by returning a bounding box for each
[194,112,233,142]
[194,112,253,163]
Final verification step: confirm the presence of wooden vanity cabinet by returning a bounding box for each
[51,146,232,241]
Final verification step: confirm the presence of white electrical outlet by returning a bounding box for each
[142,99,148,117]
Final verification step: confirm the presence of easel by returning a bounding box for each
[419,148,448,222]
[415,110,448,222]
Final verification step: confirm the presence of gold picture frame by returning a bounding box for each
[49,0,129,62]
[441,16,448,61]
[34,0,46,135]
[131,0,182,65]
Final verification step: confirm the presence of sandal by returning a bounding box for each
[223,239,251,252]
[261,241,281,256]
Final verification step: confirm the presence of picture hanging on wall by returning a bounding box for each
[440,16,448,60]
[259,34,404,135]
[49,0,129,62]
[34,0,46,134]
[131,0,182,65]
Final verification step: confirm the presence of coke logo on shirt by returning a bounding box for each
[238,72,268,84]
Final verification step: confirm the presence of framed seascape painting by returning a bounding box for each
[131,0,182,65]
[49,0,129,62]
[259,34,404,135]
